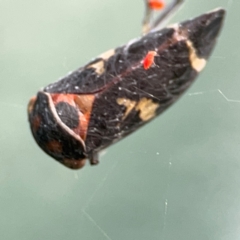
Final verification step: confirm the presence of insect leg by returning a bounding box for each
[89,152,99,165]
[142,0,184,34]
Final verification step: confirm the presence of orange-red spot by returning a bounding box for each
[50,93,95,141]
[143,51,157,70]
[46,140,63,154]
[32,115,41,133]
[148,0,165,10]
[51,94,75,106]
[51,93,95,140]
[73,95,95,140]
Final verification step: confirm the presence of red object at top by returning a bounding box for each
[148,0,165,10]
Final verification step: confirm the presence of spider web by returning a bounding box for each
[1,0,240,240]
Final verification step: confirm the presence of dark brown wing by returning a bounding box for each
[84,9,225,153]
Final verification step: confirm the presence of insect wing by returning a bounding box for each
[84,9,225,154]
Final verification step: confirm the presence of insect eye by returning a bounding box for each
[55,101,79,129]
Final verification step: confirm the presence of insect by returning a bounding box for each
[28,0,225,169]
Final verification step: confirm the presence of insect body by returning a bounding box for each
[28,0,225,169]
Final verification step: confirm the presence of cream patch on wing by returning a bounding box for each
[135,98,159,121]
[117,98,137,120]
[117,97,159,122]
[186,40,206,72]
[87,60,105,75]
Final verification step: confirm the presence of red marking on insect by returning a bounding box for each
[31,115,41,133]
[143,51,157,70]
[51,93,95,141]
[147,0,165,10]
[51,93,75,106]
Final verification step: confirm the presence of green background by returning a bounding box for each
[1,0,240,239]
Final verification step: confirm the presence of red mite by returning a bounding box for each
[143,51,157,69]
[28,0,225,169]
